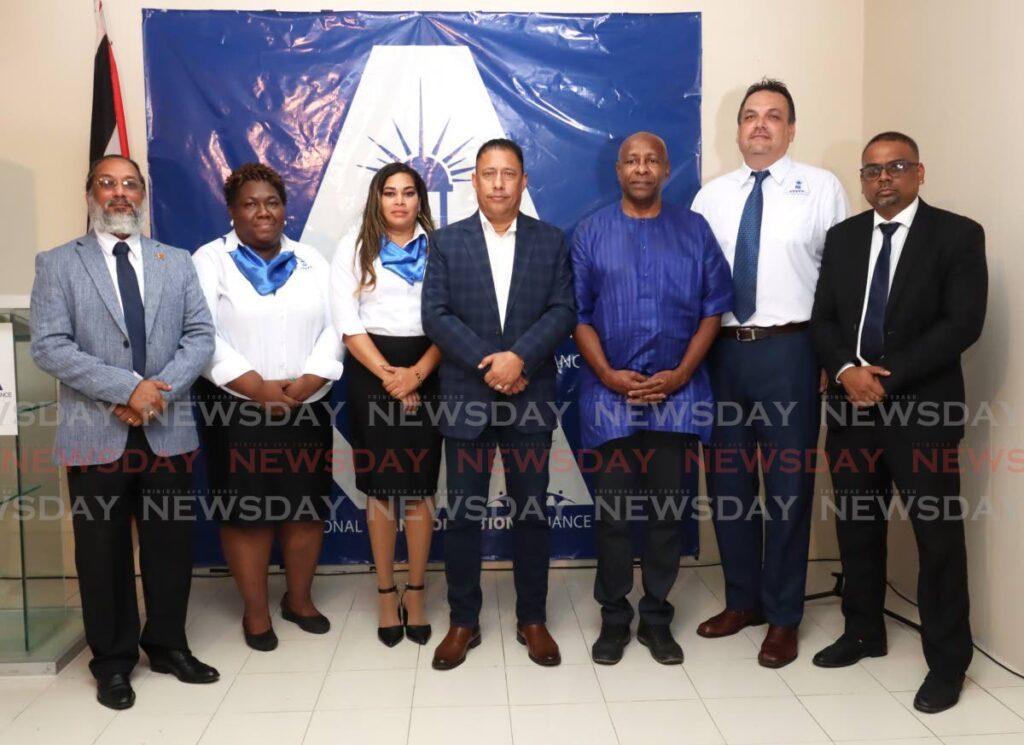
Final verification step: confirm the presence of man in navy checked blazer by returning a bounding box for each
[422,138,576,670]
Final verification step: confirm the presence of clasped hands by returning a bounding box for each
[601,367,690,403]
[478,351,529,395]
[113,378,172,427]
[379,364,422,414]
[246,374,327,414]
[838,365,891,407]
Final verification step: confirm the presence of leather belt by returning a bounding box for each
[719,321,810,342]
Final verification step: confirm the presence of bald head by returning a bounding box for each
[616,131,670,215]
[618,131,668,163]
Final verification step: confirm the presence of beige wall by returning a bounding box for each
[864,0,1024,673]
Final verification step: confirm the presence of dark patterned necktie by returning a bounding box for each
[859,223,900,363]
[732,170,770,323]
[113,241,146,375]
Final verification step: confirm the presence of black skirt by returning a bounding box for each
[195,377,332,525]
[346,334,443,499]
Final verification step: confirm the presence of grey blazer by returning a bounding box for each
[30,234,215,465]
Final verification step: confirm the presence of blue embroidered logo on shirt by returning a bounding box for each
[786,179,808,195]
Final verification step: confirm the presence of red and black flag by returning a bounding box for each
[90,0,129,164]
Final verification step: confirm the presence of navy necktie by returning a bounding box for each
[860,222,900,363]
[113,241,146,375]
[732,170,770,323]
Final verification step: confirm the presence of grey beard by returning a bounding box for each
[88,195,147,236]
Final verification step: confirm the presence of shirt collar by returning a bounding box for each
[94,231,142,259]
[737,154,793,185]
[873,197,920,231]
[479,210,518,237]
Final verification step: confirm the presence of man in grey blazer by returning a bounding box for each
[30,155,217,710]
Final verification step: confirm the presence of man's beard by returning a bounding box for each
[87,194,147,236]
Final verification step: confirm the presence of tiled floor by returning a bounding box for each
[2,562,1024,745]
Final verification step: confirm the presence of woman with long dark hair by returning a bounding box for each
[330,162,443,646]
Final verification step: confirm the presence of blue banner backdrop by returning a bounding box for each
[142,10,703,565]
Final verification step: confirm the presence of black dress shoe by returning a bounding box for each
[591,624,631,665]
[914,671,965,713]
[637,622,684,665]
[244,622,279,652]
[377,585,404,647]
[146,649,220,684]
[812,635,887,668]
[96,673,135,710]
[281,593,331,635]
[400,584,431,646]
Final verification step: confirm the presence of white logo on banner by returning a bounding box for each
[302,45,590,511]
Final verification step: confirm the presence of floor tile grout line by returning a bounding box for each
[560,568,624,745]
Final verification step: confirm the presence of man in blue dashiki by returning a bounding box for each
[571,132,733,665]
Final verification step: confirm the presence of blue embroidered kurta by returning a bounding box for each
[571,202,733,450]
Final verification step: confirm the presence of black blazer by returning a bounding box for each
[421,212,576,440]
[811,200,987,441]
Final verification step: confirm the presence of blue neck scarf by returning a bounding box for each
[229,242,298,296]
[379,233,427,285]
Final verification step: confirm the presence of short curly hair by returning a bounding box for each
[223,162,287,206]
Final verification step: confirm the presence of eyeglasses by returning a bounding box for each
[621,156,663,169]
[859,160,919,180]
[93,176,144,192]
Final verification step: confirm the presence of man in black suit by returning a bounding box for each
[422,138,576,670]
[810,131,987,713]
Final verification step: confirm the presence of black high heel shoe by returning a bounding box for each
[400,584,432,645]
[377,586,404,647]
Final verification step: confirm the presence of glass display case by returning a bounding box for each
[0,301,85,674]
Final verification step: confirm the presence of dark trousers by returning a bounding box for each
[593,431,698,626]
[706,330,819,626]
[66,429,196,680]
[826,424,973,678]
[444,427,552,627]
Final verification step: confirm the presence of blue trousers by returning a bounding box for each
[705,330,819,626]
[443,427,553,627]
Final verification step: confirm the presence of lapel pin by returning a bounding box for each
[156,252,166,260]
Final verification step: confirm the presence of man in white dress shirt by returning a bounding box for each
[690,79,848,667]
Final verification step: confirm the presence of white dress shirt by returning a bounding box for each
[95,231,145,310]
[192,231,344,401]
[330,225,429,337]
[691,155,849,326]
[837,197,920,377]
[480,211,517,329]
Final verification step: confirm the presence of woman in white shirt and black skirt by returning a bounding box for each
[330,162,443,647]
[193,163,344,651]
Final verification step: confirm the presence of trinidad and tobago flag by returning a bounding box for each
[90,0,129,164]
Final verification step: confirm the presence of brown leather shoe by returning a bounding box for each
[431,625,481,670]
[516,623,561,666]
[696,609,766,638]
[758,625,798,668]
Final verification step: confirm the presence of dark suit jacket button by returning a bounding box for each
[123,341,130,348]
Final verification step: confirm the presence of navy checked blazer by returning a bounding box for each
[421,211,576,440]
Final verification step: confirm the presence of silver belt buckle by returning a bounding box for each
[735,327,758,342]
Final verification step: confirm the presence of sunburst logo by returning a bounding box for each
[359,82,474,227]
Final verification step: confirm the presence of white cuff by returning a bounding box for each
[835,362,856,384]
